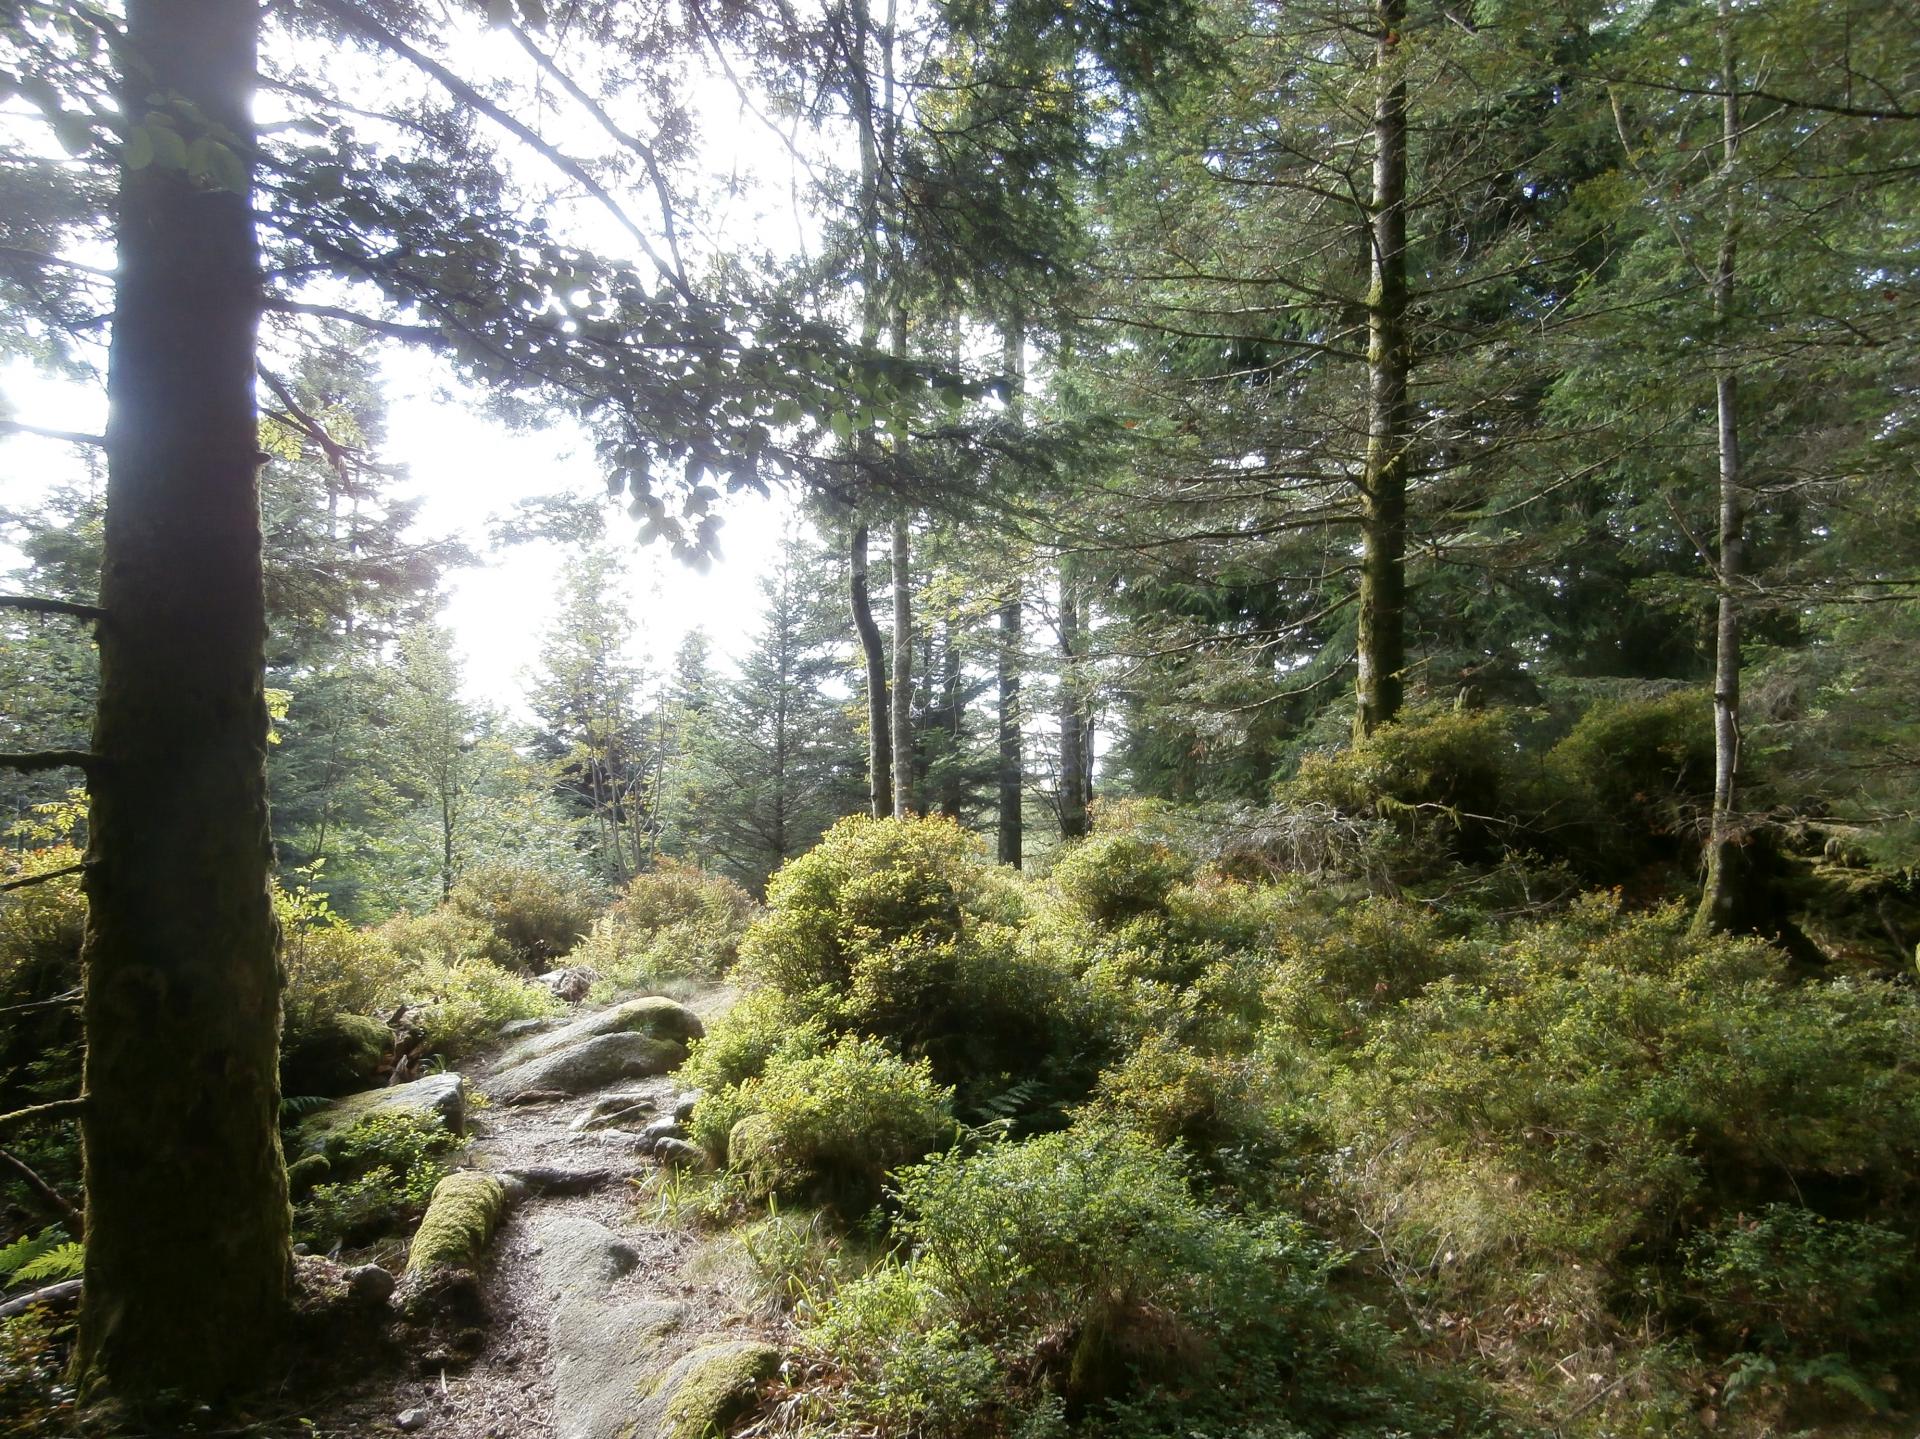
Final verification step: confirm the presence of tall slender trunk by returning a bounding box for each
[440,784,455,903]
[890,515,913,818]
[938,624,963,818]
[1354,0,1411,741]
[996,321,1025,864]
[77,0,291,1401]
[997,594,1023,865]
[851,524,893,817]
[1057,561,1090,840]
[1696,0,1747,935]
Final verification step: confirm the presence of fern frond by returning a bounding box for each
[280,1095,331,1120]
[0,1226,69,1278]
[14,1241,83,1283]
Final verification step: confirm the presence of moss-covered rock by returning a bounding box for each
[654,1341,779,1439]
[282,1011,392,1096]
[405,1170,507,1278]
[289,1072,466,1159]
[495,996,704,1072]
[488,1032,686,1102]
[285,1151,332,1198]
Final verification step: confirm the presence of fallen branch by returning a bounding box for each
[0,1279,80,1320]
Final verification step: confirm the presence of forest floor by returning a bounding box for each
[307,986,773,1439]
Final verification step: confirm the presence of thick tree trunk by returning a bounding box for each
[890,516,913,818]
[76,0,291,1402]
[1354,0,1411,742]
[997,595,1023,865]
[850,524,893,817]
[1057,562,1090,840]
[1697,0,1748,936]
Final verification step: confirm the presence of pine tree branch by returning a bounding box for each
[0,419,106,448]
[0,988,80,1015]
[0,1097,84,1133]
[0,595,105,621]
[309,0,694,301]
[0,752,98,775]
[0,1146,82,1231]
[0,867,84,895]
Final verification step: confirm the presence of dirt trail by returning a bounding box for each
[319,988,761,1439]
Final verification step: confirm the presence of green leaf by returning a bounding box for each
[769,397,803,427]
[829,409,853,444]
[146,124,188,172]
[124,126,155,171]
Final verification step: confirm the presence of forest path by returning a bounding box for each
[348,986,766,1439]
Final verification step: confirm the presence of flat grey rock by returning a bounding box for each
[496,997,704,1073]
[488,1032,684,1102]
[535,1218,688,1439]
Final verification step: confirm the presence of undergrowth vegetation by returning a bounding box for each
[674,775,1920,1438]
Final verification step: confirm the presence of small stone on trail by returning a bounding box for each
[673,1090,700,1123]
[569,1091,658,1132]
[396,1407,428,1431]
[640,1117,687,1145]
[505,1165,613,1196]
[653,1137,712,1172]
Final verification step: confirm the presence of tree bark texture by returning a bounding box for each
[1354,0,1411,742]
[890,516,913,818]
[1696,0,1748,935]
[850,524,893,818]
[76,0,291,1401]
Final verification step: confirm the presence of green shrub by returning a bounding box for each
[1683,1205,1913,1360]
[388,952,562,1059]
[1548,690,1714,872]
[446,860,599,971]
[279,883,407,1057]
[694,1035,953,1211]
[0,1303,72,1439]
[1280,705,1545,870]
[294,1109,460,1250]
[680,987,830,1094]
[1259,893,1461,1048]
[1321,895,1920,1378]
[742,815,1014,997]
[575,861,756,995]
[809,1125,1470,1436]
[731,818,1090,1106]
[1052,832,1195,925]
[1079,1033,1270,1162]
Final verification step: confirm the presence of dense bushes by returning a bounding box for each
[292,1110,462,1251]
[444,860,599,972]
[573,860,756,995]
[804,1125,1488,1438]
[284,887,560,1071]
[711,816,1093,1112]
[691,1036,953,1211]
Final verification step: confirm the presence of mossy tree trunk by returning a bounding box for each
[1353,0,1411,742]
[76,0,291,1402]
